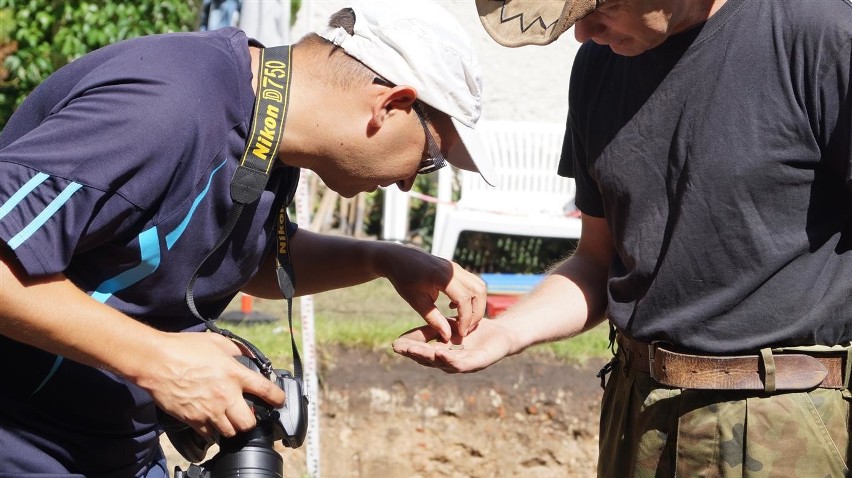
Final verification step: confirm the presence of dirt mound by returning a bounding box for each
[163,347,605,477]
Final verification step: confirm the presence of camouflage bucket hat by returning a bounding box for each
[476,0,604,47]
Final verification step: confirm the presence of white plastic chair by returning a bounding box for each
[431,121,582,260]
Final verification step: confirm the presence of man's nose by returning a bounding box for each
[396,175,417,192]
[574,15,606,43]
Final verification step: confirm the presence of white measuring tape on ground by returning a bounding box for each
[295,170,320,478]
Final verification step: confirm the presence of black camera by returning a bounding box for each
[162,356,309,478]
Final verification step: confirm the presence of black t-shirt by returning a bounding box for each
[562,0,852,353]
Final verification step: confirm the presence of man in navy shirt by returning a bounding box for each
[0,0,494,476]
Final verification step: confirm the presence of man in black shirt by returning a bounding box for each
[395,0,852,475]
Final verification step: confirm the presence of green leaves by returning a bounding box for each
[0,0,201,127]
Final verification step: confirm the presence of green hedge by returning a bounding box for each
[0,0,202,127]
[454,233,577,274]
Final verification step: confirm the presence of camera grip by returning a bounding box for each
[274,370,309,448]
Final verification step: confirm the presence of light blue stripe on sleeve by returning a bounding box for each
[91,226,161,303]
[8,182,83,250]
[165,160,228,250]
[0,172,50,221]
[33,228,163,395]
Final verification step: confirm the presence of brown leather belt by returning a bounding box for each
[618,335,850,391]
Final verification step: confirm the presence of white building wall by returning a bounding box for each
[291,1,581,124]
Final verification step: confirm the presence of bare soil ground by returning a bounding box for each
[163,346,605,477]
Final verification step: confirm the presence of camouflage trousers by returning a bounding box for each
[598,347,852,477]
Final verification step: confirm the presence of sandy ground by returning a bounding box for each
[162,346,605,477]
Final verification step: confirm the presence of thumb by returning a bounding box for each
[208,331,246,356]
[397,324,443,343]
[420,306,452,342]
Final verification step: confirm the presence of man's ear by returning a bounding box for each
[369,85,418,129]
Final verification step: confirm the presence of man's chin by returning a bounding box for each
[338,188,362,199]
[325,181,382,198]
[609,38,662,57]
[612,49,643,57]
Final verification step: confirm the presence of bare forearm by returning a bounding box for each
[493,214,613,355]
[495,253,609,355]
[241,229,384,298]
[288,229,384,295]
[0,247,286,439]
[244,227,487,339]
[0,255,164,381]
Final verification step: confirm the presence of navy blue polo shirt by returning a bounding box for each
[0,28,298,474]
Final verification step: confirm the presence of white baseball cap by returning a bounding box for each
[320,0,496,186]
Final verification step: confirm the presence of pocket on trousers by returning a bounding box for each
[674,389,850,477]
[743,390,849,477]
[675,390,748,477]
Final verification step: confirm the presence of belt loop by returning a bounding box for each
[844,346,852,390]
[760,348,776,393]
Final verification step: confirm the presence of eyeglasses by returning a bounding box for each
[411,101,447,175]
[373,77,448,175]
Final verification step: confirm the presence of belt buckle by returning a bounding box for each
[647,342,658,381]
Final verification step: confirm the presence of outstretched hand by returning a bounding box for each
[381,244,486,341]
[392,318,514,373]
[139,331,286,441]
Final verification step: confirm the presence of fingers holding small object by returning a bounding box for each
[446,325,465,351]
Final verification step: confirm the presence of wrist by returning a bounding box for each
[493,315,532,356]
[112,326,171,384]
[364,240,399,280]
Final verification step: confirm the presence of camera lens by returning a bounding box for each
[209,422,283,478]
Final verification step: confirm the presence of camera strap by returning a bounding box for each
[185,45,301,379]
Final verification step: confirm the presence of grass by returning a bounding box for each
[218,278,613,366]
